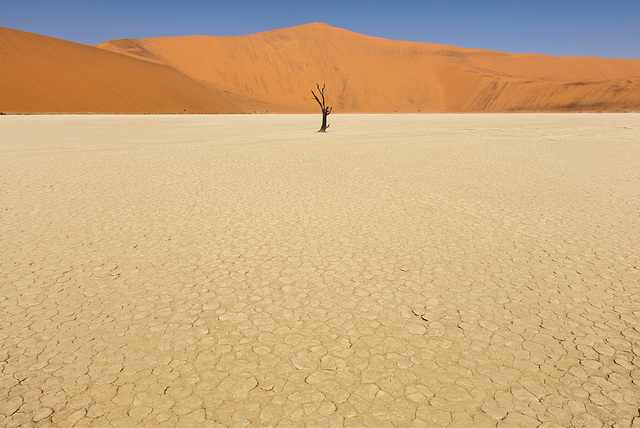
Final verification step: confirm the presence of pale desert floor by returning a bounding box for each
[1,114,639,427]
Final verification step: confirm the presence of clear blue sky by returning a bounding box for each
[3,0,639,58]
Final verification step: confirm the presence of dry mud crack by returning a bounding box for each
[1,114,639,426]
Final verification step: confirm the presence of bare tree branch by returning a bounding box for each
[318,83,326,106]
[311,90,322,108]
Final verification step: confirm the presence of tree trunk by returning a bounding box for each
[319,108,328,132]
[311,84,332,133]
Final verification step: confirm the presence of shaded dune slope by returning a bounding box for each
[97,23,640,113]
[0,27,242,114]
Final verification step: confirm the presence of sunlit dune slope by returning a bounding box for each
[0,27,242,114]
[97,23,640,113]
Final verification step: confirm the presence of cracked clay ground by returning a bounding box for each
[1,114,639,427]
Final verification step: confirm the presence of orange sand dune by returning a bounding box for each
[97,23,640,113]
[2,24,639,114]
[0,27,242,114]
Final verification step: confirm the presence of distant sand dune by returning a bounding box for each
[0,27,242,114]
[97,23,640,113]
[2,23,640,113]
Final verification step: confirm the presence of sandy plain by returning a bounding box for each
[0,114,639,427]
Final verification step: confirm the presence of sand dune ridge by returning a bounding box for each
[97,23,640,113]
[2,23,639,113]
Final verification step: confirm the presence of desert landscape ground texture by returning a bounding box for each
[1,114,639,426]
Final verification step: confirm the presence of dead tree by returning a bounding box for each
[311,83,332,132]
